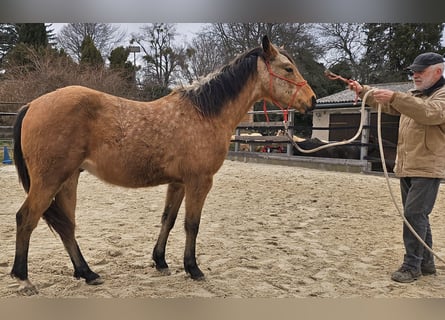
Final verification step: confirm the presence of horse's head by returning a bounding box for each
[258,35,316,113]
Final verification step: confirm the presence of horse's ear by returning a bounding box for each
[262,35,278,60]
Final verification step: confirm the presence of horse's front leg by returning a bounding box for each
[183,176,213,280]
[153,183,185,274]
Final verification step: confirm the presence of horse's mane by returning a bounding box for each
[179,47,265,118]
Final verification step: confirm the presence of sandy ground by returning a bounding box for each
[2,159,445,298]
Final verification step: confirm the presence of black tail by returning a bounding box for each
[43,201,75,239]
[13,105,31,193]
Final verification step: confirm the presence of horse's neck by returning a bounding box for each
[217,78,261,131]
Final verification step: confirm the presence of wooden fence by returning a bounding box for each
[0,103,22,159]
[229,109,396,173]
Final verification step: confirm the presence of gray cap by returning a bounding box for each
[408,52,444,72]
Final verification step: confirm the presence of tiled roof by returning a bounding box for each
[316,82,413,104]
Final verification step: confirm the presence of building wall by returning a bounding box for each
[312,109,330,141]
[312,107,399,143]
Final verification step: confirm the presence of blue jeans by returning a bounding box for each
[400,177,441,270]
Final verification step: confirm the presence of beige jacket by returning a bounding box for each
[360,81,445,178]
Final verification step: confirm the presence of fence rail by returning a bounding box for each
[230,109,397,173]
[0,111,18,141]
[0,101,21,144]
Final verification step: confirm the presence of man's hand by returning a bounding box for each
[372,89,395,104]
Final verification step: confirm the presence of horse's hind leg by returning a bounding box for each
[47,171,103,285]
[152,182,185,274]
[11,187,57,295]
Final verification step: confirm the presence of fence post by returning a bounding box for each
[360,108,370,161]
[234,128,241,152]
[286,110,294,156]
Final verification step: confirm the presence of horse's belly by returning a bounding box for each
[80,158,174,188]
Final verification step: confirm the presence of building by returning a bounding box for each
[314,82,412,142]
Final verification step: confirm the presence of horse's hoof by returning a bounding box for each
[187,268,205,281]
[17,280,39,295]
[157,267,171,276]
[191,274,205,281]
[86,277,104,285]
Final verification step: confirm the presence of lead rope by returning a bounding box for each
[283,90,371,153]
[283,72,445,265]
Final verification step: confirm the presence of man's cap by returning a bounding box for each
[408,52,444,72]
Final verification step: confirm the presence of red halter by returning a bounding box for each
[263,60,308,123]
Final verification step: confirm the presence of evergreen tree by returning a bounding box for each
[109,46,134,82]
[80,35,104,68]
[0,24,17,66]
[109,46,130,69]
[363,23,444,83]
[15,23,49,48]
[1,23,57,68]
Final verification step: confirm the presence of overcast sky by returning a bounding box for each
[50,23,207,46]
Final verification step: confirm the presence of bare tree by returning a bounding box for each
[314,23,366,79]
[203,23,321,61]
[131,23,186,89]
[179,32,226,84]
[57,23,126,62]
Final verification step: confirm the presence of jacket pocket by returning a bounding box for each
[425,125,445,157]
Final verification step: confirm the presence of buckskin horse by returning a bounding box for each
[11,35,316,295]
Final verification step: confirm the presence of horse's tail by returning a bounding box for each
[13,104,31,193]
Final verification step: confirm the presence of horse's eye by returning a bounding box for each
[284,67,293,73]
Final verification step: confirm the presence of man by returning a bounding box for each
[349,52,445,283]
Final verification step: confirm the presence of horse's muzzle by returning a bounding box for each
[304,96,316,112]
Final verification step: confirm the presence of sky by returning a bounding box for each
[50,23,207,47]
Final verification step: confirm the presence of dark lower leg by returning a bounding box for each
[184,219,204,279]
[44,201,102,284]
[153,183,184,271]
[11,204,40,294]
[153,208,180,271]
[69,243,102,284]
[11,205,35,281]
[11,234,31,281]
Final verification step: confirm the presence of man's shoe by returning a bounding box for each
[421,262,436,276]
[391,266,421,283]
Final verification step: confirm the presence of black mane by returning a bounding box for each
[180,47,265,117]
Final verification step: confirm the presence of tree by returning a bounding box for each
[131,23,186,98]
[2,23,55,70]
[108,46,134,82]
[0,24,17,65]
[57,23,125,62]
[15,23,49,48]
[80,35,104,68]
[363,23,444,83]
[109,46,130,69]
[315,23,365,81]
[179,32,226,83]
